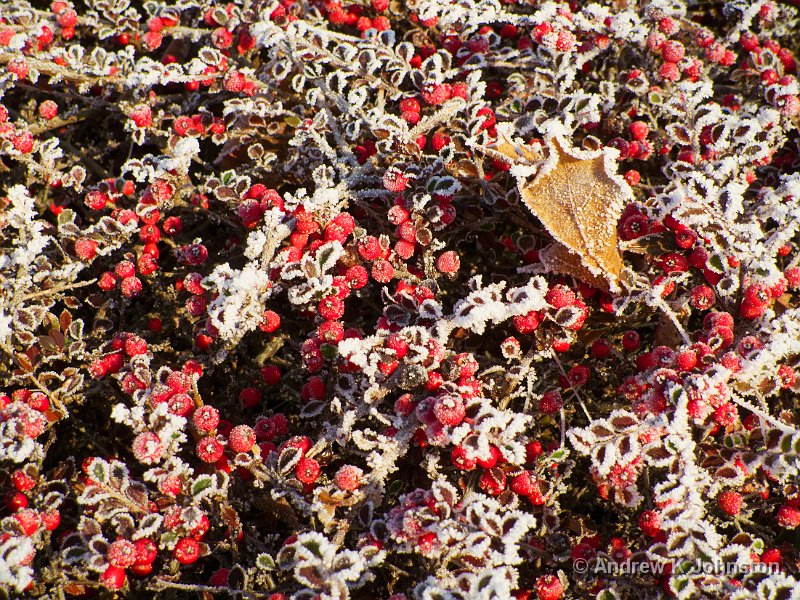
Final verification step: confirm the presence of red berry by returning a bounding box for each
[41,509,60,531]
[689,285,715,310]
[134,539,158,566]
[718,490,743,516]
[661,40,685,63]
[295,457,321,484]
[451,445,477,470]
[101,565,126,590]
[174,537,201,564]
[85,190,109,210]
[534,574,563,600]
[6,492,28,512]
[259,310,281,333]
[433,394,465,426]
[228,425,256,453]
[345,265,369,289]
[539,390,563,414]
[546,284,576,309]
[590,338,612,359]
[776,504,800,529]
[334,465,363,491]
[319,295,345,320]
[659,61,680,82]
[239,387,261,409]
[196,436,224,463]
[743,282,770,307]
[435,251,460,274]
[420,83,449,106]
[383,167,408,192]
[132,432,164,463]
[14,508,40,536]
[12,470,35,492]
[120,276,142,297]
[510,470,536,496]
[371,260,394,283]
[38,100,58,120]
[130,105,152,128]
[513,311,540,334]
[108,539,138,568]
[357,236,382,260]
[479,468,506,496]
[629,120,648,140]
[638,510,662,537]
[193,406,219,433]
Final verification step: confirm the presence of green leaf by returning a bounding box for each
[256,553,276,571]
[91,459,109,484]
[57,209,76,227]
[302,539,323,558]
[221,170,236,186]
[192,475,214,498]
[320,343,338,360]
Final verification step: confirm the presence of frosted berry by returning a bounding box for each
[108,539,138,568]
[510,470,536,496]
[14,509,40,536]
[435,251,460,274]
[259,310,281,333]
[228,425,256,453]
[134,539,157,566]
[357,236,382,260]
[545,285,576,309]
[743,283,770,307]
[295,457,321,484]
[38,100,58,120]
[513,311,540,334]
[130,105,152,128]
[319,295,345,320]
[420,83,449,106]
[661,40,685,63]
[12,470,35,492]
[776,504,800,529]
[371,260,394,283]
[174,537,201,564]
[196,436,224,463]
[689,285,715,310]
[718,490,742,516]
[132,432,164,464]
[534,575,562,600]
[101,565,126,590]
[629,120,648,140]
[638,510,662,537]
[539,390,563,414]
[622,331,640,351]
[383,167,408,192]
[121,276,142,298]
[85,190,109,210]
[479,468,506,496]
[334,465,363,491]
[433,394,465,426]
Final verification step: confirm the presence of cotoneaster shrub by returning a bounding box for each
[0,0,799,598]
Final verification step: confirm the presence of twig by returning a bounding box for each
[16,279,96,304]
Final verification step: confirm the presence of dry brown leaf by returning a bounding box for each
[497,131,633,292]
[538,243,611,291]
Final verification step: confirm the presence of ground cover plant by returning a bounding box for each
[0,0,799,598]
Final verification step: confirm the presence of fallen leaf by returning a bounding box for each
[538,243,611,291]
[497,130,633,292]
